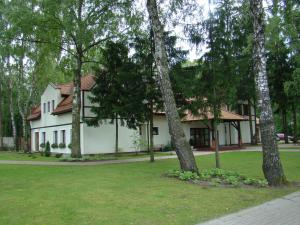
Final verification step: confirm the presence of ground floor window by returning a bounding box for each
[42,132,46,144]
[61,130,66,144]
[190,128,210,148]
[153,127,159,135]
[53,131,58,144]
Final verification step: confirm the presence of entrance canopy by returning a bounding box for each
[181,109,246,122]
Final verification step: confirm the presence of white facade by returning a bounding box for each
[30,82,258,154]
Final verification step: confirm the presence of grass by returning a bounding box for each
[0,151,174,162]
[0,151,299,225]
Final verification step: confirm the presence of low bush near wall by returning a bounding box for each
[166,168,268,188]
[51,143,58,149]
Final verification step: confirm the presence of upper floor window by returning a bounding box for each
[52,100,55,112]
[48,101,50,113]
[43,103,46,114]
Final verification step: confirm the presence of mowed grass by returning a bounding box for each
[0,152,299,225]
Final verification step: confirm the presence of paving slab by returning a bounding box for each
[198,191,300,225]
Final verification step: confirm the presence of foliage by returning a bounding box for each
[162,142,173,152]
[68,143,72,149]
[51,143,58,149]
[55,153,63,158]
[166,168,268,187]
[45,141,51,157]
[59,143,66,149]
[39,143,45,149]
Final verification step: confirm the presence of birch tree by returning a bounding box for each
[146,0,199,173]
[251,0,286,186]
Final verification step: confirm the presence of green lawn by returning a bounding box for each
[0,151,174,162]
[0,152,299,225]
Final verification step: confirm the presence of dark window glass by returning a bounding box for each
[61,130,66,144]
[153,127,159,135]
[52,100,55,112]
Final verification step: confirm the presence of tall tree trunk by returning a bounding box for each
[71,55,82,158]
[146,0,198,173]
[149,102,154,162]
[248,99,254,145]
[292,103,297,143]
[282,109,289,144]
[115,116,119,155]
[0,80,3,149]
[9,79,17,151]
[254,98,258,144]
[251,0,286,186]
[213,119,220,168]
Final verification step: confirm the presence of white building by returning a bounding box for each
[28,75,258,154]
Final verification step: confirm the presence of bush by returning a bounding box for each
[162,143,173,152]
[55,153,63,158]
[59,143,66,148]
[51,143,58,149]
[68,143,72,149]
[45,141,51,157]
[40,143,45,148]
[166,168,268,187]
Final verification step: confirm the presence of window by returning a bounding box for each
[48,101,50,113]
[243,104,249,116]
[53,131,58,144]
[52,100,55,112]
[61,130,66,144]
[237,104,243,115]
[42,132,46,144]
[43,103,46,114]
[153,127,159,135]
[190,128,210,147]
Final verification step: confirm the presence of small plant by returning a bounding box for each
[166,168,268,188]
[55,153,63,158]
[68,143,72,149]
[59,143,66,148]
[51,143,58,149]
[40,143,45,148]
[162,142,173,152]
[45,141,51,157]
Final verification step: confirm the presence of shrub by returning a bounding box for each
[68,143,72,149]
[40,143,45,148]
[162,142,173,152]
[55,153,63,158]
[166,168,268,187]
[51,143,58,149]
[59,143,66,148]
[45,141,51,157]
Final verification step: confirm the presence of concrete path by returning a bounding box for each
[0,151,214,166]
[198,191,300,225]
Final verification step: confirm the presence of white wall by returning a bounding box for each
[82,121,139,154]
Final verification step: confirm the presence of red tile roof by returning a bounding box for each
[28,75,95,119]
[52,75,95,115]
[27,106,41,121]
[52,95,73,115]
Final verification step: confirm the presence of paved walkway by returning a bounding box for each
[198,191,300,225]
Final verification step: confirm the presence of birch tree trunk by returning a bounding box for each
[0,80,3,149]
[248,99,254,145]
[146,0,198,173]
[9,78,17,151]
[251,0,286,186]
[71,55,82,158]
[149,102,154,162]
[71,0,83,158]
